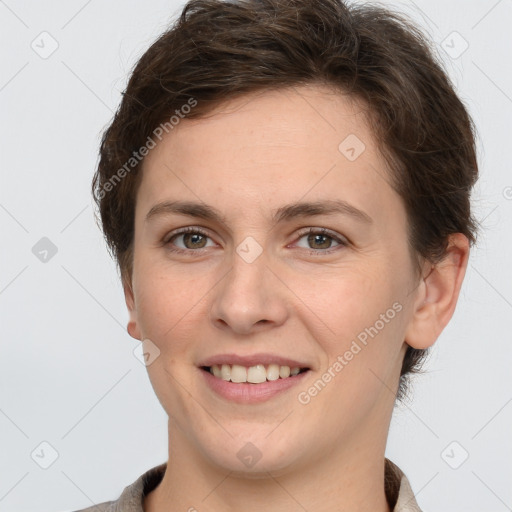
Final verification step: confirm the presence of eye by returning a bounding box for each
[293,228,348,254]
[163,226,348,256]
[164,227,216,254]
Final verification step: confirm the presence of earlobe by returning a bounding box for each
[404,233,470,350]
[123,278,142,341]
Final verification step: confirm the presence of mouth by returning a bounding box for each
[198,358,311,403]
[198,353,312,403]
[201,363,310,383]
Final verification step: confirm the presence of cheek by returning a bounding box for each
[297,262,408,382]
[298,277,407,425]
[132,264,208,412]
[132,260,207,348]
[302,263,400,335]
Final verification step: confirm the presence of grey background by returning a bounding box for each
[1,1,511,511]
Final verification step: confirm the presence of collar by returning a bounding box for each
[78,458,422,511]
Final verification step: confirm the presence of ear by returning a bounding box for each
[123,277,142,341]
[404,233,470,350]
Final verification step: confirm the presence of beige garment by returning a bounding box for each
[72,458,422,511]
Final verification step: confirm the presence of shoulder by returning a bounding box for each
[385,458,423,512]
[69,463,167,512]
[72,502,115,512]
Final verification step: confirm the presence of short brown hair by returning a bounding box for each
[92,0,479,401]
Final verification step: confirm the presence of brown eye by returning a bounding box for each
[165,227,214,253]
[180,232,208,249]
[306,233,334,250]
[294,228,348,254]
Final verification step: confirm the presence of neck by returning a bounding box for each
[144,415,393,512]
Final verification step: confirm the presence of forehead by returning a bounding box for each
[137,84,402,227]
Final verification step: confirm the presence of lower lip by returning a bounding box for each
[200,368,310,404]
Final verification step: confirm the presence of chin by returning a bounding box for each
[198,431,306,478]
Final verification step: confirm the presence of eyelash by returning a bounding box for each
[163,227,348,256]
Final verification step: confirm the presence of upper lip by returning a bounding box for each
[198,353,310,369]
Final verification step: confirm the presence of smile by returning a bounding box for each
[200,365,311,404]
[203,363,308,383]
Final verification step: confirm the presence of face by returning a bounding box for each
[126,84,423,476]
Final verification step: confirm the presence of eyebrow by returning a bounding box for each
[145,199,373,225]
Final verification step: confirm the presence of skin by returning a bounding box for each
[123,84,469,512]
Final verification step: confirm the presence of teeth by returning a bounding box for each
[209,364,304,383]
[279,366,291,378]
[247,364,267,384]
[266,364,280,381]
[220,364,231,381]
[230,364,247,383]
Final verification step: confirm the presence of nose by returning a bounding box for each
[209,247,289,335]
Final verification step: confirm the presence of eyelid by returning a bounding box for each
[163,226,212,244]
[293,227,348,244]
[290,227,349,253]
[163,226,349,254]
[162,227,217,254]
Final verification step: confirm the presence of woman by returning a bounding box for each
[76,0,478,510]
